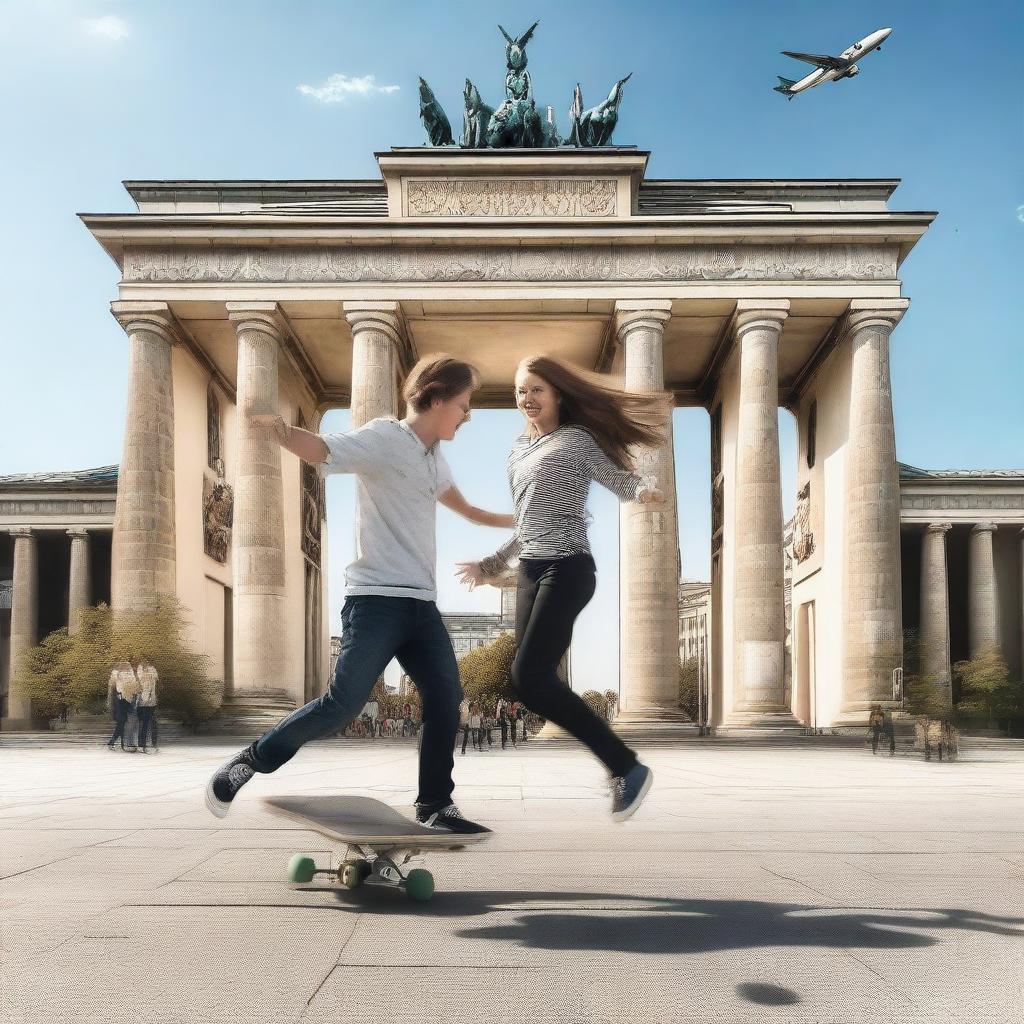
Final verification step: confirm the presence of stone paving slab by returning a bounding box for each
[0,738,1022,1023]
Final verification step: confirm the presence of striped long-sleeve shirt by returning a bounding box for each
[480,424,654,572]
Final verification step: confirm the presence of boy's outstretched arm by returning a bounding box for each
[251,413,329,464]
[439,484,515,529]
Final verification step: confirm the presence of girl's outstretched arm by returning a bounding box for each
[571,428,665,504]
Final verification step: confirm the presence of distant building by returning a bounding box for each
[442,583,516,658]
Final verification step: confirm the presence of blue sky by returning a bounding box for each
[1,1,1021,691]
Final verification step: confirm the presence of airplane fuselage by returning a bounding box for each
[785,28,891,95]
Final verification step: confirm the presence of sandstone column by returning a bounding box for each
[728,300,797,727]
[4,527,38,729]
[67,528,92,635]
[919,522,953,703]
[227,303,290,698]
[1020,529,1024,677]
[968,522,1000,657]
[344,302,403,425]
[110,302,177,613]
[838,299,909,723]
[613,300,686,725]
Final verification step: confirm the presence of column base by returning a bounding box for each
[719,707,805,735]
[832,701,902,729]
[0,717,41,733]
[202,692,297,736]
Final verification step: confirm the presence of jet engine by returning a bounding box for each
[840,64,860,78]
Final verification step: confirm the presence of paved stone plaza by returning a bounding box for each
[1,736,1022,1023]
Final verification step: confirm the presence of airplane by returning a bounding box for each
[773,27,891,99]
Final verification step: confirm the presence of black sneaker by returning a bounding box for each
[611,762,653,822]
[205,746,261,818]
[415,802,492,836]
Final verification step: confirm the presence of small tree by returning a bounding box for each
[904,673,954,722]
[679,658,700,720]
[458,632,517,703]
[13,599,219,729]
[580,689,608,719]
[953,650,1021,731]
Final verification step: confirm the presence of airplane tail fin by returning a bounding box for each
[773,76,796,97]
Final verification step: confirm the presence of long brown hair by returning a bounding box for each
[518,355,671,470]
[403,354,480,412]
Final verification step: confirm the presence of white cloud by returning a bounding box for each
[1017,205,1024,224]
[297,73,400,104]
[82,15,129,40]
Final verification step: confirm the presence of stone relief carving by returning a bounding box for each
[792,481,815,563]
[301,459,325,567]
[202,472,234,563]
[711,478,724,554]
[124,243,898,285]
[207,386,221,472]
[406,178,617,217]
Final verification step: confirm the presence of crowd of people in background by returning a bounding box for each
[459,696,534,754]
[106,659,160,753]
[334,691,540,747]
[344,698,423,739]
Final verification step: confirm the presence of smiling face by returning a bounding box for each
[515,366,561,433]
[432,387,473,441]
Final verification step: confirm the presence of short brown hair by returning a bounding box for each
[403,354,480,412]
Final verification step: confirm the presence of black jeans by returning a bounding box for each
[252,596,461,808]
[512,554,636,777]
[108,697,130,747]
[138,706,157,748]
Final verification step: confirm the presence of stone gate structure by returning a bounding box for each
[5,147,946,731]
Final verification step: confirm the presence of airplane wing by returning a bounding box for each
[781,51,848,71]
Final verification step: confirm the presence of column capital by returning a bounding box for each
[845,298,910,336]
[66,527,90,540]
[735,299,790,338]
[343,301,403,346]
[110,301,177,345]
[614,300,672,339]
[926,521,953,534]
[971,521,998,535]
[226,301,284,338]
[9,526,34,539]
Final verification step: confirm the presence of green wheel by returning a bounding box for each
[339,860,371,890]
[287,854,317,884]
[405,868,434,902]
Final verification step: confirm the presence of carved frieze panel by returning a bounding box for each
[124,243,898,285]
[405,178,618,217]
[0,499,115,518]
[901,494,1024,511]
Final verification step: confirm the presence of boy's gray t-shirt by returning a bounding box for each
[319,417,453,601]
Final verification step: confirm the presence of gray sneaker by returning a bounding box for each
[611,762,653,822]
[205,747,261,818]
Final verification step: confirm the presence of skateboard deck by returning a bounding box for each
[264,794,489,901]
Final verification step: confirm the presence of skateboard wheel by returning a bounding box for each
[287,855,317,884]
[340,860,370,889]
[404,868,434,902]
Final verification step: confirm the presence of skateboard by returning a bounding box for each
[263,794,489,902]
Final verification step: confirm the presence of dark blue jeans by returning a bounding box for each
[252,596,462,808]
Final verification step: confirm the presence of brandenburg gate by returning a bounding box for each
[74,146,933,733]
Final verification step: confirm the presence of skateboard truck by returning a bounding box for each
[288,844,435,902]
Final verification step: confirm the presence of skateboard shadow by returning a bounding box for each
[308,887,1024,957]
